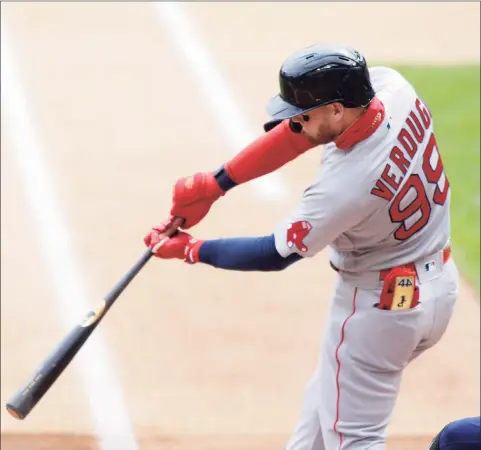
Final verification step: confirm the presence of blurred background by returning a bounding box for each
[1,2,479,450]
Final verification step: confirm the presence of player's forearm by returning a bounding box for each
[198,234,302,271]
[169,121,314,228]
[218,120,315,189]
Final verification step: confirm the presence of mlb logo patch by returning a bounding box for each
[425,260,436,272]
[387,116,392,130]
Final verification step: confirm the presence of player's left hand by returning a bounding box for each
[144,224,203,263]
[170,172,225,230]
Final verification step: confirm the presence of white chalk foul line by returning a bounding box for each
[1,23,139,450]
[152,2,289,201]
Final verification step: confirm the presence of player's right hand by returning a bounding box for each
[143,216,176,245]
[170,172,225,229]
[144,220,203,263]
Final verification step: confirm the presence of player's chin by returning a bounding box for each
[304,133,330,146]
[320,131,340,146]
[302,131,322,145]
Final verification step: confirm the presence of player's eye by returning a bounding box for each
[302,114,310,122]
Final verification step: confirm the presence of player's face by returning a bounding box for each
[291,103,344,145]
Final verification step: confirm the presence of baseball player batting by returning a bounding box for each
[144,43,459,449]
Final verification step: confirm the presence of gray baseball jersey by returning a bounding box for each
[274,67,451,273]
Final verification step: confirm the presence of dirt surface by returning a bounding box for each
[1,3,479,450]
[1,434,434,450]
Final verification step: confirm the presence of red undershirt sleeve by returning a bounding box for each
[223,119,316,184]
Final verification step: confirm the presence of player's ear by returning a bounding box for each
[331,102,344,117]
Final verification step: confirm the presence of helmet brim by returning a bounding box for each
[266,94,319,120]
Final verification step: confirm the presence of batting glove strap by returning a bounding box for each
[184,239,204,264]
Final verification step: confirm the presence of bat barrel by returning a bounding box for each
[4,238,176,420]
[5,323,95,420]
[6,364,62,420]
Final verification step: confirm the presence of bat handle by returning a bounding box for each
[104,248,153,305]
[104,217,185,307]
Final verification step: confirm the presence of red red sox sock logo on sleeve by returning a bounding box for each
[287,221,312,252]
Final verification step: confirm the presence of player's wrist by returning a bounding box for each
[213,164,238,193]
[184,239,204,264]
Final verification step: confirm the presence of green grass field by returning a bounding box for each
[391,65,480,293]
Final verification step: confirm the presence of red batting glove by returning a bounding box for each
[143,216,176,239]
[144,227,203,263]
[170,172,225,229]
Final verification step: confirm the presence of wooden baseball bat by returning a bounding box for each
[6,219,183,420]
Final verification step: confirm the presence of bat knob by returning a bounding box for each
[6,404,25,420]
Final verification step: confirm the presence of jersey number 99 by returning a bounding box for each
[389,133,450,241]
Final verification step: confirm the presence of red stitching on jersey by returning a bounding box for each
[333,287,358,449]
